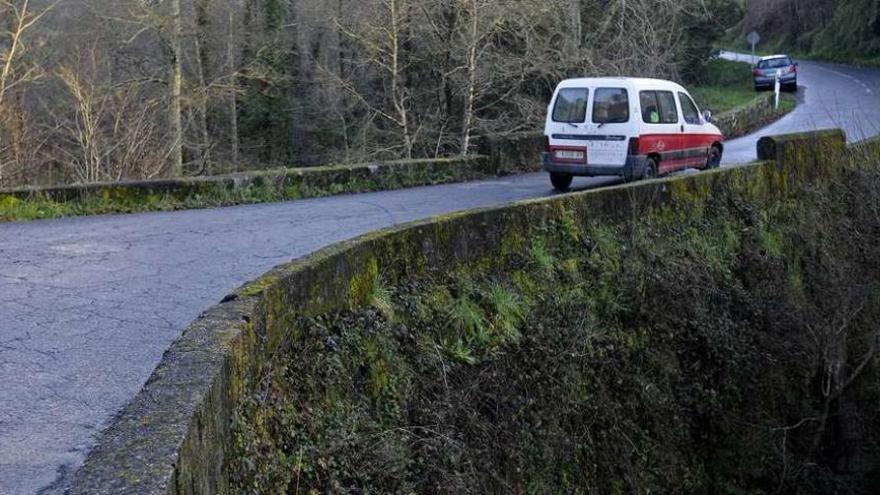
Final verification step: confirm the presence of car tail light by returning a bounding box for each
[753,69,763,76]
[544,136,551,153]
[628,137,640,156]
[791,65,797,74]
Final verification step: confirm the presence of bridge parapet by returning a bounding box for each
[71,129,855,494]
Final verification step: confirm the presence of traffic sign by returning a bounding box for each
[747,31,761,46]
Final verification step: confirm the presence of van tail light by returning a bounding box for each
[628,137,640,156]
[544,136,551,153]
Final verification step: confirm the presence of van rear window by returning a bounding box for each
[552,88,589,123]
[593,88,629,124]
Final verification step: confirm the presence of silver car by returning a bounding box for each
[753,55,798,92]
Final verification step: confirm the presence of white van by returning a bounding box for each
[543,78,724,190]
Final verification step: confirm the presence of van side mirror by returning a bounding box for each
[702,109,713,123]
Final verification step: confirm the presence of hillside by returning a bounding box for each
[734,0,880,65]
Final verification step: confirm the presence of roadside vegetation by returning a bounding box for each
[692,58,796,113]
[229,146,880,494]
[689,58,797,139]
[691,59,764,113]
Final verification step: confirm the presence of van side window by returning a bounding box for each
[640,91,678,124]
[656,91,679,124]
[640,92,660,123]
[678,92,701,125]
[552,88,589,123]
[593,88,629,124]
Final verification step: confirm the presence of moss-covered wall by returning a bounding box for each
[71,130,877,494]
[714,92,798,139]
[475,132,544,175]
[0,138,544,223]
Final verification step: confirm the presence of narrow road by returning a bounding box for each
[2,54,879,494]
[720,51,880,164]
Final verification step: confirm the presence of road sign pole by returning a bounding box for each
[747,31,761,65]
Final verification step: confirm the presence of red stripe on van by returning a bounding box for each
[681,133,724,149]
[637,134,681,155]
[639,132,723,171]
[638,133,723,155]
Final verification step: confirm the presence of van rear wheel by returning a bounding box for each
[550,173,573,191]
[642,158,659,180]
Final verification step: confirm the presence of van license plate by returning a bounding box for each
[555,150,585,161]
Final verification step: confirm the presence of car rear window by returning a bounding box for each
[758,57,793,69]
[593,88,629,124]
[552,88,589,123]
[640,90,678,124]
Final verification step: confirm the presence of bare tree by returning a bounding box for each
[168,0,183,176]
[335,0,419,159]
[51,42,168,183]
[226,0,239,165]
[455,0,504,155]
[0,0,55,186]
[0,0,742,186]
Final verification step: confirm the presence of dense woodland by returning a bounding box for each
[1,0,876,188]
[0,0,744,187]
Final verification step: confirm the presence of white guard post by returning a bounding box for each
[775,69,782,109]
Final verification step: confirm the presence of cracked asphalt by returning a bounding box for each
[2,53,879,494]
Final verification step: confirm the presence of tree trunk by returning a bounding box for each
[227,0,239,167]
[389,0,413,159]
[572,0,583,49]
[195,0,212,175]
[461,1,478,156]
[169,0,184,177]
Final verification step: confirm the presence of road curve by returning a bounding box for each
[720,51,880,164]
[2,56,879,494]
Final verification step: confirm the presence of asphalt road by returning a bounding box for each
[2,53,879,494]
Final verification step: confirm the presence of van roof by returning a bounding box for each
[556,77,688,92]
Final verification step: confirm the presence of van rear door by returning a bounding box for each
[586,87,631,167]
[547,87,590,164]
